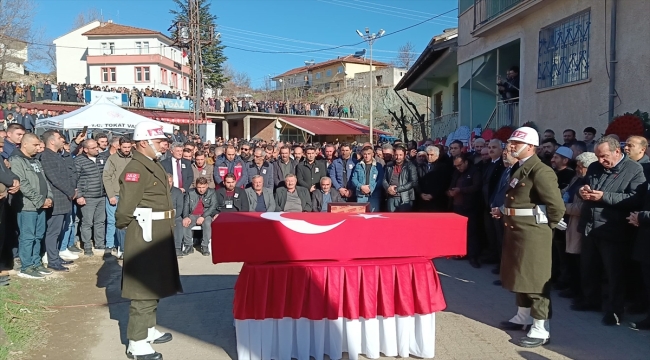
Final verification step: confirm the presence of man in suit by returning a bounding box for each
[245,175,276,212]
[312,176,343,212]
[276,174,311,212]
[482,139,506,265]
[166,173,186,258]
[161,142,193,193]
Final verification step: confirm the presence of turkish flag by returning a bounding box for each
[182,49,187,58]
[211,212,467,263]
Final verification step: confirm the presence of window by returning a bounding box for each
[433,92,443,118]
[101,42,109,55]
[375,75,383,87]
[315,72,321,79]
[161,69,168,84]
[135,41,142,54]
[143,41,149,54]
[326,69,332,77]
[135,67,150,82]
[538,10,590,89]
[101,67,116,83]
[459,0,474,14]
[337,66,343,74]
[109,42,115,54]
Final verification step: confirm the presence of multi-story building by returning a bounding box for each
[54,21,190,92]
[457,0,650,135]
[395,28,459,139]
[272,55,391,93]
[0,36,28,76]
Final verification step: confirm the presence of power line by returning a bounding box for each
[351,0,459,20]
[316,0,457,25]
[226,7,458,55]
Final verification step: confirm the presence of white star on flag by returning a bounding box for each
[352,214,387,219]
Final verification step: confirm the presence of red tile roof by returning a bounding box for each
[338,120,392,135]
[274,55,391,78]
[280,117,379,136]
[82,23,163,37]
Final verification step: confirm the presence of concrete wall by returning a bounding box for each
[458,0,650,135]
[430,72,459,118]
[54,21,101,84]
[354,67,407,87]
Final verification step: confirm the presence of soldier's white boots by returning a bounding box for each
[527,319,550,339]
[509,306,534,325]
[147,327,165,342]
[127,339,156,356]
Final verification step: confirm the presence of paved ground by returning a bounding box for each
[26,253,650,360]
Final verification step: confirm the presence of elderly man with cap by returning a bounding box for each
[491,126,565,348]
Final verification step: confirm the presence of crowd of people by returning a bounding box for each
[214,98,354,118]
[3,120,650,334]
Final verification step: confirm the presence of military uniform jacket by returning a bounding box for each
[115,151,182,300]
[501,154,565,294]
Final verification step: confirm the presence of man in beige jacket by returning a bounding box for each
[102,137,132,258]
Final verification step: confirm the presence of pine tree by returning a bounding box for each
[170,0,229,90]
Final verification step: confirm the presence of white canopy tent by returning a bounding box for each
[35,96,177,133]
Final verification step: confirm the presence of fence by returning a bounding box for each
[485,98,519,130]
[431,112,459,139]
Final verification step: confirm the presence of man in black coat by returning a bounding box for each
[40,130,76,271]
[0,137,19,285]
[296,146,327,193]
[215,173,249,214]
[417,145,452,212]
[574,136,646,326]
[383,145,418,212]
[161,143,193,193]
[481,139,506,264]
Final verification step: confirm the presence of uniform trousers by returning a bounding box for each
[516,289,552,320]
[127,299,159,341]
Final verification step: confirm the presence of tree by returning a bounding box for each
[394,41,416,70]
[388,106,410,143]
[45,43,56,74]
[222,63,251,96]
[71,8,103,30]
[170,0,228,91]
[387,95,428,142]
[0,0,38,80]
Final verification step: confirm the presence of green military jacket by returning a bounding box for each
[501,154,565,294]
[116,151,182,300]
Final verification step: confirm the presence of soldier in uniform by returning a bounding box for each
[491,127,565,348]
[116,122,183,360]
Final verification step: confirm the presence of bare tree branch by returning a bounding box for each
[388,106,410,143]
[0,0,38,79]
[71,8,103,30]
[405,96,428,140]
[394,41,416,70]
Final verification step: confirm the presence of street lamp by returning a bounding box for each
[356,27,385,144]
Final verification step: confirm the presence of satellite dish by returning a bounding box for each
[304,60,315,66]
[180,27,190,44]
[274,120,282,129]
[353,49,366,58]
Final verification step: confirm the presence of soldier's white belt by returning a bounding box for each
[133,208,176,242]
[500,205,548,224]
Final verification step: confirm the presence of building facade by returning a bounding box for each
[54,21,191,92]
[1,37,28,76]
[272,56,390,93]
[458,0,650,135]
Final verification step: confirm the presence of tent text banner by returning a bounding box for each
[143,97,193,111]
[84,90,128,106]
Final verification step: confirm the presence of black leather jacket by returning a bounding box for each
[183,188,218,218]
[382,160,418,202]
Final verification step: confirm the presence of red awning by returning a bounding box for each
[279,117,364,136]
[338,120,392,136]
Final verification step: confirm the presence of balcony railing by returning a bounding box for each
[484,98,519,130]
[431,112,459,140]
[474,0,524,28]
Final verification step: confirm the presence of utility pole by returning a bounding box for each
[170,0,217,134]
[356,27,385,144]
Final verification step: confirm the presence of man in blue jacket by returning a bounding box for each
[329,143,356,202]
[351,146,383,212]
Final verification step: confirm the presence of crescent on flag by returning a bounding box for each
[260,212,345,235]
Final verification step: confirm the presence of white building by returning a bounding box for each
[352,67,407,88]
[54,21,190,92]
[1,37,28,76]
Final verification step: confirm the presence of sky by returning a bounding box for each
[32,0,459,88]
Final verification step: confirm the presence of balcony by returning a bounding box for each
[484,98,519,130]
[431,112,459,140]
[473,0,551,35]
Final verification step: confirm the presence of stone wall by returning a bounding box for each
[316,86,430,141]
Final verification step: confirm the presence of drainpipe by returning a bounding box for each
[607,0,618,122]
